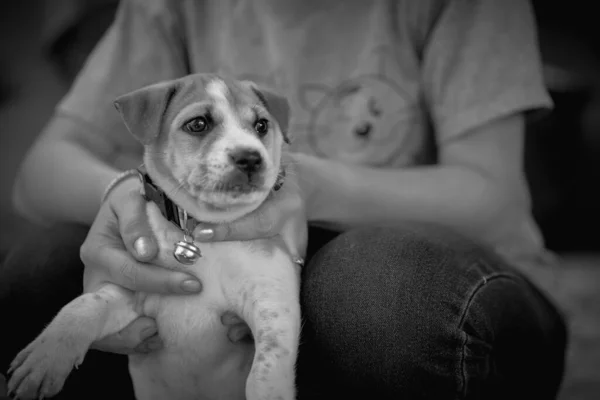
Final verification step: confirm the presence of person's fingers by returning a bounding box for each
[193,200,284,242]
[80,243,202,294]
[110,187,159,263]
[91,317,162,354]
[111,254,202,294]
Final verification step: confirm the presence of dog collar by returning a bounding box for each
[135,165,201,264]
[136,165,285,234]
[136,165,199,234]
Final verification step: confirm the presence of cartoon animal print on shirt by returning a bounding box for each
[297,47,423,166]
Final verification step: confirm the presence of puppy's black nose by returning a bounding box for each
[229,148,263,174]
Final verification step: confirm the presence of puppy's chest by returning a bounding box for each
[141,203,295,339]
[138,234,289,341]
[138,241,253,318]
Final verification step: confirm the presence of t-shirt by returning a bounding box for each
[56,0,555,268]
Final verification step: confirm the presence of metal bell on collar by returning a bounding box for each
[173,237,202,265]
[172,209,202,265]
[138,166,203,265]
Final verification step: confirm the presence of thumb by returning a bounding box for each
[110,182,159,262]
[91,317,159,355]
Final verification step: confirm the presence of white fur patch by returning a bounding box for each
[205,79,230,103]
[206,79,269,171]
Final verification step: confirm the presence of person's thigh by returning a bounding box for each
[296,224,567,400]
[0,224,134,400]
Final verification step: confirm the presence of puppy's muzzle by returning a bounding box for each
[229,147,264,175]
[223,147,266,190]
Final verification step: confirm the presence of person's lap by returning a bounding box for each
[0,223,567,400]
[298,225,567,399]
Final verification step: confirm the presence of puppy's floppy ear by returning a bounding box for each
[245,82,291,144]
[114,80,179,145]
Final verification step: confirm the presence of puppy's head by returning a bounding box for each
[114,74,291,222]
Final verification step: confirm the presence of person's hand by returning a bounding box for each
[80,175,203,355]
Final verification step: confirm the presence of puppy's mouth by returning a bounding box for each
[190,171,266,196]
[215,171,266,194]
[187,165,285,204]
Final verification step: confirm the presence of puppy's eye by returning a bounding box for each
[254,118,269,137]
[183,116,209,134]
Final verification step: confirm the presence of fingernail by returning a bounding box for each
[181,279,202,293]
[140,326,156,340]
[195,228,214,241]
[134,237,152,258]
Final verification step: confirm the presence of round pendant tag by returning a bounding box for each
[173,240,202,265]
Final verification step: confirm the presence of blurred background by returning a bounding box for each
[0,0,599,398]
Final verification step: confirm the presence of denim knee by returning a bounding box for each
[459,273,567,399]
[298,224,566,399]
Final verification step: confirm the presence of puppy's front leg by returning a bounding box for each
[238,278,301,400]
[7,284,139,399]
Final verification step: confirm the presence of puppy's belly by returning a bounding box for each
[127,245,259,400]
[128,297,252,400]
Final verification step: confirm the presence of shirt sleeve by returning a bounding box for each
[55,0,189,137]
[419,0,552,142]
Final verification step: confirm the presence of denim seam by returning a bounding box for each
[455,268,521,399]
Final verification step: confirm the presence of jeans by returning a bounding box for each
[0,222,567,399]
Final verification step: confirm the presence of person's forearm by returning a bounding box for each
[12,119,130,226]
[301,155,521,242]
[13,139,120,226]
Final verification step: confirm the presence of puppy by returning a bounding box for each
[7,74,307,400]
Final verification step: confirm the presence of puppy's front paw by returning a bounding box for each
[7,331,86,399]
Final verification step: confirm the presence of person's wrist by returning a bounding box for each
[109,175,142,203]
[102,169,142,204]
[291,152,321,219]
[294,153,358,226]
